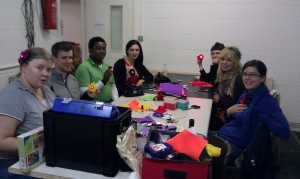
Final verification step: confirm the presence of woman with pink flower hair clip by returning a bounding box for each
[0,47,55,178]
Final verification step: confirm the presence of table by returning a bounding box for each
[113,94,213,135]
[146,73,214,99]
[9,73,213,179]
[9,162,132,179]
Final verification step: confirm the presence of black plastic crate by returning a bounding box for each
[43,106,131,177]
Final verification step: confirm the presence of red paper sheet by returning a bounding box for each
[189,80,213,87]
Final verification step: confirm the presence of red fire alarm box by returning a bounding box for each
[42,0,57,29]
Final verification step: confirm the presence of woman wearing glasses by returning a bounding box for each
[209,46,245,134]
[218,59,290,176]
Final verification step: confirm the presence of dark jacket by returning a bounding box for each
[200,64,218,84]
[241,123,274,179]
[113,58,153,96]
[209,74,245,130]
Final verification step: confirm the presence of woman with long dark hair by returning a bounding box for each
[113,40,153,96]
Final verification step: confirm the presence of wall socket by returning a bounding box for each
[138,35,143,41]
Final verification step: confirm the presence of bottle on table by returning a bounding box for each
[150,123,160,143]
[162,64,168,76]
[189,119,195,128]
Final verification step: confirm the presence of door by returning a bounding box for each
[83,0,133,65]
[61,0,81,44]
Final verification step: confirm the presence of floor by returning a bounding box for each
[276,130,300,179]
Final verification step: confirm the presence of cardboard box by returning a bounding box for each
[17,126,45,173]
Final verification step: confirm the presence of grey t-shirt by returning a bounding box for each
[0,78,55,137]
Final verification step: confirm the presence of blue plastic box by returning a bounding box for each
[51,98,119,119]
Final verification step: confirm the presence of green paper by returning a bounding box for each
[139,94,156,101]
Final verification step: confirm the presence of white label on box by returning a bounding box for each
[20,157,26,169]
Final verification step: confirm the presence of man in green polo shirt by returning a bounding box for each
[75,37,118,102]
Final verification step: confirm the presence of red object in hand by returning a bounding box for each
[239,96,247,104]
[197,54,204,61]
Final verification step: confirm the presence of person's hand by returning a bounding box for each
[212,58,219,65]
[102,68,113,84]
[136,79,145,86]
[197,59,204,70]
[227,104,248,116]
[87,89,101,98]
[213,93,220,103]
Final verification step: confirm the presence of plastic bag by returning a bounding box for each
[124,84,144,97]
[154,72,171,83]
[116,126,143,177]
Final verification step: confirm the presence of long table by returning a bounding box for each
[145,73,214,99]
[113,94,212,135]
[9,162,132,179]
[9,95,212,178]
[9,73,213,179]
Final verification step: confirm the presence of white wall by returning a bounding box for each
[0,0,299,126]
[0,0,61,88]
[130,0,300,125]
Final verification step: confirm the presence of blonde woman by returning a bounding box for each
[208,46,245,134]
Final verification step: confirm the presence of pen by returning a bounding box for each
[198,89,210,93]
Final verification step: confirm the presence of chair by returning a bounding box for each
[207,135,229,179]
[225,123,275,179]
[208,123,276,179]
[270,89,281,168]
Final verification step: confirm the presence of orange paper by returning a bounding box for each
[128,99,141,111]
[166,129,208,161]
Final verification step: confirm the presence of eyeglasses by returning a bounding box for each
[242,72,261,78]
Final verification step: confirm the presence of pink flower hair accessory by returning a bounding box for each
[18,50,30,65]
